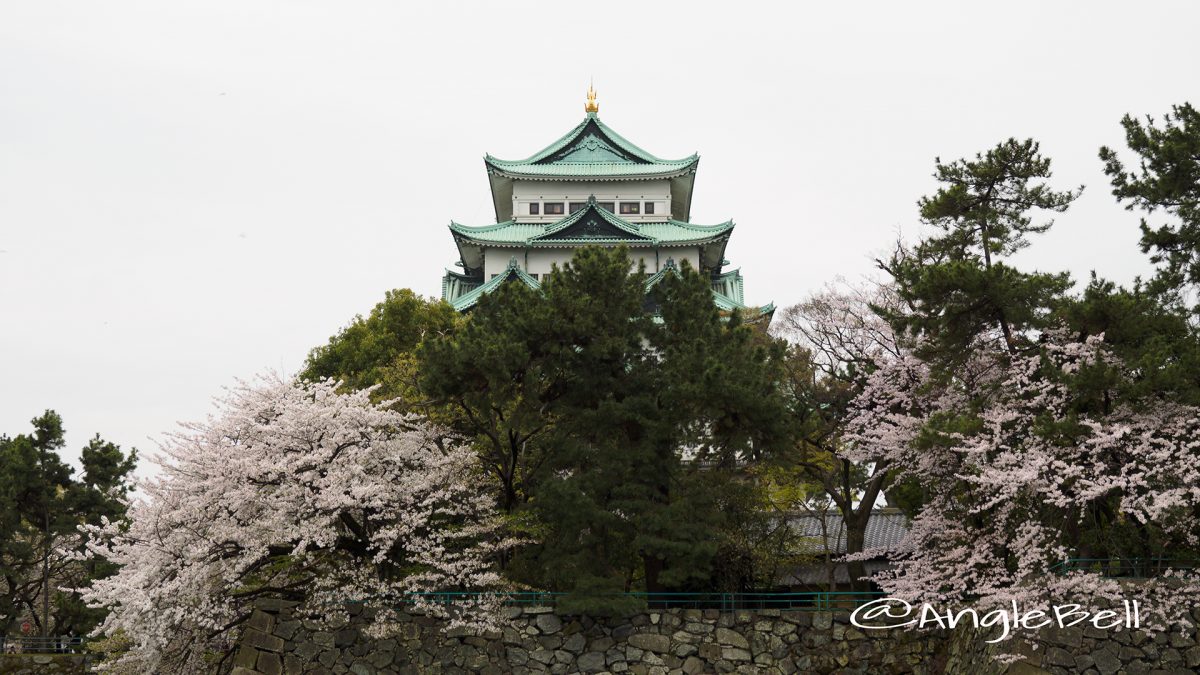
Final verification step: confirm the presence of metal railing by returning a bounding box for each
[0,636,87,654]
[1050,557,1199,578]
[399,590,885,611]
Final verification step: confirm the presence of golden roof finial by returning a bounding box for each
[585,81,599,113]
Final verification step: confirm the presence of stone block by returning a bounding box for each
[612,623,636,639]
[1124,661,1152,675]
[312,631,335,648]
[275,620,301,641]
[722,647,751,661]
[714,627,748,649]
[577,651,606,672]
[366,648,394,668]
[562,632,586,653]
[244,627,286,652]
[1090,647,1122,675]
[334,628,359,648]
[1169,631,1197,648]
[248,609,276,633]
[283,654,305,674]
[256,652,283,675]
[1041,643,1080,662]
[536,613,564,635]
[672,630,699,644]
[295,641,322,661]
[628,633,671,654]
[233,644,260,669]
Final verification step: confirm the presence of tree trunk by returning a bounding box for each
[843,512,869,593]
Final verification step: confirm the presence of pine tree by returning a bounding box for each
[1100,102,1200,309]
[879,138,1081,363]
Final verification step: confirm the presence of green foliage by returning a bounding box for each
[418,247,794,612]
[881,138,1080,362]
[418,281,564,513]
[1059,275,1200,405]
[0,412,136,637]
[1100,102,1200,306]
[302,289,459,409]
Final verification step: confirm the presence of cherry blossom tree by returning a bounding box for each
[846,330,1200,633]
[80,375,509,674]
[775,279,909,590]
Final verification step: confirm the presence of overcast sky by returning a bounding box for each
[2,1,1198,472]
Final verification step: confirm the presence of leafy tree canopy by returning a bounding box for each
[0,412,136,637]
[1100,102,1200,308]
[880,138,1081,363]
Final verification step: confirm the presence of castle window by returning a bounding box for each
[598,202,615,212]
[619,202,640,215]
[545,202,565,215]
[644,202,655,215]
[569,202,586,214]
[529,203,540,215]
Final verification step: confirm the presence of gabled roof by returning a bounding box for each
[484,113,698,179]
[448,257,540,312]
[484,113,700,222]
[534,198,652,243]
[643,258,775,321]
[449,199,735,272]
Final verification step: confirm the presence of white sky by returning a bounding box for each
[2,1,1198,472]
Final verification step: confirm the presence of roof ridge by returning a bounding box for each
[485,115,697,168]
[664,218,735,232]
[449,219,517,233]
[450,257,541,311]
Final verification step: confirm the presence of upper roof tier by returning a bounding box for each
[484,112,700,223]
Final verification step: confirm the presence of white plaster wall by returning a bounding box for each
[512,179,671,223]
[482,246,700,280]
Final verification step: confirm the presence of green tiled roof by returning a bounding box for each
[448,257,541,312]
[484,113,701,222]
[443,256,773,320]
[643,258,774,320]
[484,113,698,180]
[451,199,733,248]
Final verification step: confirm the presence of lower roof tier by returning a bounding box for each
[441,256,773,322]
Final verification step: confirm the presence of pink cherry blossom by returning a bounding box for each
[80,374,511,673]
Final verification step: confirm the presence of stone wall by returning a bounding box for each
[226,602,946,675]
[228,601,1200,674]
[942,612,1200,675]
[0,654,90,675]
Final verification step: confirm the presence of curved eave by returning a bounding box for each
[452,208,733,244]
[451,262,541,312]
[483,113,701,222]
[484,157,699,181]
[486,114,697,167]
